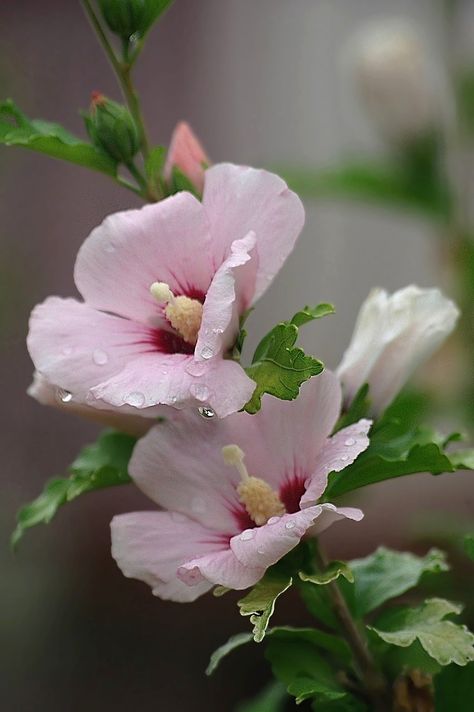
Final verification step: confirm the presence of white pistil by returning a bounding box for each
[222,444,286,526]
[150,281,203,345]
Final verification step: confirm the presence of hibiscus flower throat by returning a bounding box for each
[222,444,286,526]
[150,281,203,347]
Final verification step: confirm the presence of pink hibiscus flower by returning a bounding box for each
[27,164,304,418]
[111,371,371,602]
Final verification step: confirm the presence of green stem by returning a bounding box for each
[81,0,151,162]
[315,544,390,711]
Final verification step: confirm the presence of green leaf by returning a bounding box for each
[289,302,335,327]
[464,535,474,562]
[12,430,135,546]
[171,166,201,198]
[287,677,346,705]
[299,561,354,586]
[369,598,474,666]
[434,661,474,711]
[450,449,474,469]
[238,572,292,642]
[0,99,117,175]
[205,632,253,676]
[341,547,449,617]
[236,682,287,712]
[244,322,324,414]
[335,384,370,431]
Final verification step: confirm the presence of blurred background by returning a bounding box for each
[1,1,473,710]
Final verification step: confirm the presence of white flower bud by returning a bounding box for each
[337,285,459,415]
[348,20,449,143]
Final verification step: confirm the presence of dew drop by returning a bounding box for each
[93,349,109,366]
[125,391,145,407]
[285,521,296,530]
[257,547,266,555]
[185,360,207,377]
[199,345,214,360]
[57,388,72,403]
[198,405,215,419]
[240,529,254,541]
[267,516,281,525]
[340,454,350,461]
[190,383,210,402]
[344,438,356,447]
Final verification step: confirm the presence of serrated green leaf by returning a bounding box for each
[205,632,253,676]
[12,430,135,546]
[369,598,474,666]
[244,322,324,414]
[299,561,354,586]
[434,661,474,711]
[0,99,117,175]
[341,547,448,617]
[236,681,287,712]
[289,303,335,327]
[238,572,292,642]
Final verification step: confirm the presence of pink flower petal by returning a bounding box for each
[164,121,209,193]
[306,504,364,536]
[178,549,264,591]
[27,371,156,437]
[195,232,257,361]
[203,164,305,301]
[111,511,221,602]
[300,419,372,508]
[74,193,214,325]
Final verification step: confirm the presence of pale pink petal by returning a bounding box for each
[74,193,214,325]
[90,350,255,417]
[27,371,156,437]
[178,549,264,591]
[111,511,221,602]
[164,121,209,193]
[195,232,257,361]
[229,507,323,570]
[203,164,305,301]
[300,419,372,507]
[306,504,364,536]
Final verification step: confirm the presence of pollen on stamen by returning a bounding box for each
[150,281,203,345]
[222,444,286,526]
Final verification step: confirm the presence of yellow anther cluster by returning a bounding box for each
[165,296,203,345]
[237,477,286,526]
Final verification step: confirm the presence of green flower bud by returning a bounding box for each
[86,92,140,164]
[98,0,170,40]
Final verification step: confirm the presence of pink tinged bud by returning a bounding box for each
[164,121,209,194]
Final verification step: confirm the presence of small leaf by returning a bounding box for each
[0,99,117,175]
[238,572,292,642]
[434,661,474,711]
[12,430,135,546]
[244,323,324,414]
[205,632,253,676]
[299,561,354,586]
[289,302,335,327]
[369,598,474,666]
[341,547,449,617]
[287,677,346,704]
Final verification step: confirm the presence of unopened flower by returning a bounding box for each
[337,285,459,415]
[27,164,304,418]
[111,372,370,601]
[86,92,140,165]
[164,121,209,194]
[348,20,448,143]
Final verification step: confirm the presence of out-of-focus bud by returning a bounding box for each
[337,285,459,415]
[347,20,449,144]
[98,0,172,41]
[164,121,209,194]
[86,92,140,164]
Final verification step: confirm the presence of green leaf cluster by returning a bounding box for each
[237,572,293,643]
[12,430,136,546]
[243,303,333,414]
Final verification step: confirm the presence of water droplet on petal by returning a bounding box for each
[211,327,224,335]
[57,388,72,403]
[285,521,296,530]
[257,547,265,555]
[185,360,207,377]
[199,345,213,360]
[340,454,350,461]
[267,516,281,525]
[344,438,356,447]
[198,406,215,419]
[190,383,210,402]
[93,349,109,366]
[240,529,254,541]
[125,391,145,407]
